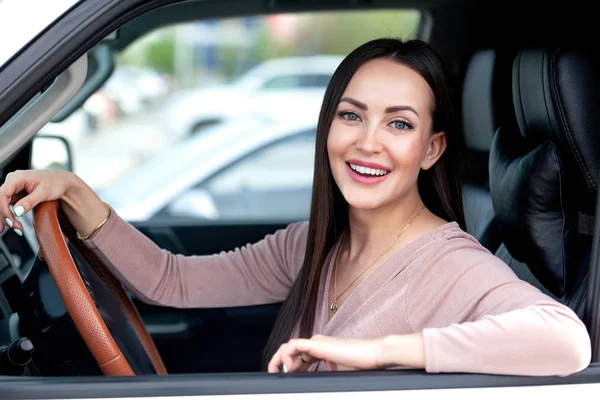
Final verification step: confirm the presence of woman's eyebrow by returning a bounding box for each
[385,105,419,118]
[339,97,367,110]
[339,97,419,118]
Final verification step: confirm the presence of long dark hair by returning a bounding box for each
[263,38,466,367]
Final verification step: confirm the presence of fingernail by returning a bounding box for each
[14,229,22,237]
[282,364,288,373]
[5,218,12,228]
[14,206,24,217]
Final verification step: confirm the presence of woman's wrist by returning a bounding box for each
[376,333,426,369]
[60,174,109,239]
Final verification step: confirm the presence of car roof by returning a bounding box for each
[233,55,344,88]
[240,55,344,75]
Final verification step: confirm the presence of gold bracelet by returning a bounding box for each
[77,202,112,241]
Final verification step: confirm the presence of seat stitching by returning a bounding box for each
[549,141,568,295]
[549,48,594,192]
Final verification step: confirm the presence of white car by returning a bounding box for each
[99,115,318,222]
[160,55,343,139]
[99,65,170,115]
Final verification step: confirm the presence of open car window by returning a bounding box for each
[0,1,599,399]
[35,9,421,224]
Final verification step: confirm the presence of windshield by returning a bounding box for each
[0,0,82,68]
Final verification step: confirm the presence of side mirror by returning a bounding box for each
[30,134,73,172]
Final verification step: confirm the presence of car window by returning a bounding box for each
[260,75,302,89]
[205,130,316,194]
[300,74,334,87]
[260,74,332,89]
[34,9,421,224]
[161,130,316,221]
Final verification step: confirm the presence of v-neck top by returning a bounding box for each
[316,222,458,335]
[84,211,591,376]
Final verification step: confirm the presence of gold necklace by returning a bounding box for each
[329,204,425,314]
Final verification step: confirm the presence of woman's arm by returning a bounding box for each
[267,303,590,376]
[266,332,425,373]
[269,244,591,376]
[405,242,592,377]
[0,169,309,309]
[84,208,309,308]
[420,302,590,376]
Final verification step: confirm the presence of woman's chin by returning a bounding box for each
[343,195,385,211]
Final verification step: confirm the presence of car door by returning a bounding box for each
[30,3,422,375]
[2,1,600,399]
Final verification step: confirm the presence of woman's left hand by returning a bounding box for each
[267,334,385,373]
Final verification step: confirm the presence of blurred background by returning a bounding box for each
[36,10,420,222]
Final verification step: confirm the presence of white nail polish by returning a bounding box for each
[14,206,24,217]
[282,364,288,373]
[5,218,12,228]
[14,229,22,237]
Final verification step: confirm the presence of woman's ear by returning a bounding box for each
[421,131,446,170]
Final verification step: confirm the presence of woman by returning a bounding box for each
[0,38,591,376]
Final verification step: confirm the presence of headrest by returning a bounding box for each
[512,48,600,194]
[489,46,599,298]
[462,49,514,153]
[462,50,497,152]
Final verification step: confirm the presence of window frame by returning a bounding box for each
[1,1,599,398]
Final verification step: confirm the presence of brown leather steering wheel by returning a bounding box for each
[32,200,167,376]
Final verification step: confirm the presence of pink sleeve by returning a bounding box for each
[422,303,591,376]
[83,210,308,308]
[408,241,591,376]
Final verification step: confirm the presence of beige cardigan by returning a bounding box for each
[84,211,591,376]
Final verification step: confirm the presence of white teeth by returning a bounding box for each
[349,163,389,176]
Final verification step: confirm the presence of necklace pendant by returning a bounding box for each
[330,302,337,313]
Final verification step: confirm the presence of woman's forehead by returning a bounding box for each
[341,59,433,115]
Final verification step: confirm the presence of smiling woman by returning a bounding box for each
[261,38,590,375]
[0,37,591,379]
[1,0,600,399]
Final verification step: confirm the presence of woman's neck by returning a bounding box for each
[345,191,425,262]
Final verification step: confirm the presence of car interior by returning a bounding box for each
[0,0,599,397]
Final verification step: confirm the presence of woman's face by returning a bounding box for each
[327,58,446,211]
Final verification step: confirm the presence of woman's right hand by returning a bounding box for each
[0,168,109,240]
[0,169,76,235]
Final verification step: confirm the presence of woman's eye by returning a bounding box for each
[391,120,411,130]
[340,111,361,122]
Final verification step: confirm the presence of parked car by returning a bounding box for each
[37,108,95,144]
[99,116,317,222]
[100,65,170,115]
[160,55,343,139]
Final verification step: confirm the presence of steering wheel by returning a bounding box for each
[32,200,167,376]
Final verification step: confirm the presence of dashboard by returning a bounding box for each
[0,213,37,322]
[0,213,99,377]
[0,213,38,374]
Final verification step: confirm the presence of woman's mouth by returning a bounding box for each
[346,162,390,184]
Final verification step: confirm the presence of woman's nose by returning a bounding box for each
[356,125,382,154]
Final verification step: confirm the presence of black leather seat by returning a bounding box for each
[461,49,513,252]
[489,46,600,319]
